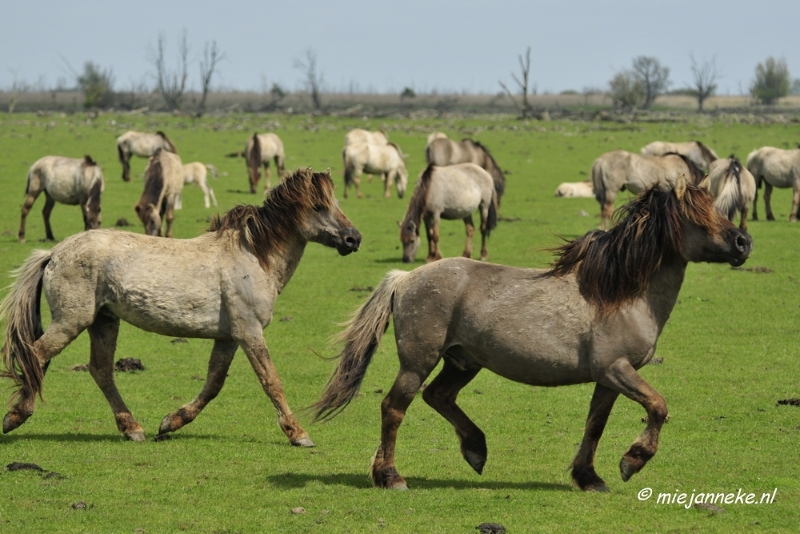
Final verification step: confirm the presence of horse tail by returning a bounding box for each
[714,158,741,219]
[311,270,408,422]
[205,164,218,179]
[486,189,499,235]
[746,149,763,189]
[591,158,606,205]
[0,249,51,402]
[248,133,262,172]
[343,148,354,188]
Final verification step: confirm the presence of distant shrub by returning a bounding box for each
[750,57,790,105]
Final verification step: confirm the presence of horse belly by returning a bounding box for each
[106,296,228,339]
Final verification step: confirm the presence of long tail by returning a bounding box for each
[0,250,52,401]
[311,270,408,421]
[343,149,354,188]
[590,159,606,205]
[486,190,498,234]
[205,163,218,179]
[714,157,742,218]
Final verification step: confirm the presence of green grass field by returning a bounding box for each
[0,112,798,533]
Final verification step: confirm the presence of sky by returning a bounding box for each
[1,0,799,96]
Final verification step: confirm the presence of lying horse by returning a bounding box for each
[134,149,184,237]
[400,163,497,263]
[18,155,104,243]
[591,150,705,228]
[226,133,285,193]
[343,142,408,199]
[313,175,752,491]
[178,162,218,209]
[1,169,361,445]
[117,130,178,182]
[640,140,718,172]
[555,180,594,198]
[426,135,506,205]
[746,146,800,222]
[705,156,756,230]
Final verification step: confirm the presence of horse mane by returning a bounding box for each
[402,164,435,230]
[694,141,717,164]
[664,152,704,185]
[135,150,165,214]
[467,139,505,196]
[83,154,97,166]
[387,142,403,158]
[156,131,178,154]
[547,182,721,316]
[728,154,742,184]
[209,168,336,271]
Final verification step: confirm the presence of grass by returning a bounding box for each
[0,112,798,532]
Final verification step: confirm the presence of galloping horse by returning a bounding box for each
[227,133,285,193]
[399,163,497,263]
[640,140,718,172]
[178,162,218,209]
[591,150,705,228]
[343,142,408,199]
[345,129,389,147]
[313,176,752,491]
[746,146,800,222]
[18,155,104,243]
[134,149,184,237]
[117,131,178,182]
[705,156,756,230]
[1,169,361,445]
[426,135,506,205]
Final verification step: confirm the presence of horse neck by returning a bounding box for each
[262,233,309,294]
[641,256,688,328]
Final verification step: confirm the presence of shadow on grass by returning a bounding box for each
[266,471,574,492]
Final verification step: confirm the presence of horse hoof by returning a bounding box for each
[389,482,409,490]
[291,437,315,448]
[125,430,146,442]
[154,433,172,442]
[587,483,610,493]
[464,450,486,475]
[618,457,639,482]
[2,412,24,434]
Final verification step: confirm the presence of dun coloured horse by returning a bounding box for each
[345,129,389,147]
[704,156,756,230]
[313,176,752,491]
[343,142,408,199]
[178,162,218,209]
[227,133,285,193]
[746,146,800,222]
[640,140,718,172]
[426,131,448,146]
[426,135,506,205]
[117,131,178,182]
[18,155,104,243]
[399,163,497,263]
[134,149,184,237]
[1,169,361,445]
[591,150,705,228]
[555,181,594,198]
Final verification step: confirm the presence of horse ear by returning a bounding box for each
[134,204,141,214]
[698,175,710,190]
[674,174,687,200]
[84,155,96,166]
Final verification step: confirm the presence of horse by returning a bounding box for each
[226,133,285,193]
[425,135,506,205]
[0,168,361,445]
[426,131,448,146]
[177,162,218,209]
[640,141,718,172]
[746,146,800,222]
[343,142,408,199]
[704,156,756,230]
[18,155,104,244]
[312,175,752,492]
[591,150,705,229]
[134,149,184,237]
[555,181,594,198]
[117,131,178,182]
[399,163,498,263]
[345,129,389,147]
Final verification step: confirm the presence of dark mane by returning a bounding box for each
[466,139,505,198]
[83,154,97,166]
[664,152,704,185]
[728,154,742,184]
[547,182,721,316]
[694,141,717,164]
[156,131,178,154]
[209,168,336,271]
[135,150,165,214]
[401,164,435,231]
[387,142,403,157]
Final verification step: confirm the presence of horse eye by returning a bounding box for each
[313,205,325,212]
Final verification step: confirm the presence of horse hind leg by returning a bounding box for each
[764,182,775,221]
[461,215,475,259]
[158,339,237,439]
[42,193,56,241]
[18,192,40,244]
[421,357,486,474]
[570,383,620,491]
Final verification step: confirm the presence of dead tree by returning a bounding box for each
[150,31,189,111]
[197,40,225,116]
[689,54,719,112]
[499,46,535,118]
[294,49,323,111]
[631,56,670,109]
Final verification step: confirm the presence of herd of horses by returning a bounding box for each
[8,120,800,493]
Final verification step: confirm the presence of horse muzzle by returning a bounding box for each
[727,230,753,267]
[336,228,362,256]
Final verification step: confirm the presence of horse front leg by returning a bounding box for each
[121,153,131,182]
[237,335,313,447]
[158,339,238,438]
[164,204,175,238]
[570,383,620,491]
[42,193,56,241]
[354,168,363,199]
[18,192,39,243]
[383,171,394,198]
[263,162,271,190]
[424,213,442,262]
[791,182,800,222]
[461,215,475,259]
[600,200,615,230]
[739,206,749,231]
[764,182,775,221]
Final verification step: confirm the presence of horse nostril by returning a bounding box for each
[735,234,749,252]
[345,236,359,249]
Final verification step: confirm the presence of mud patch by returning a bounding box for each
[349,286,374,292]
[115,358,145,372]
[477,523,506,534]
[279,316,293,322]
[777,398,800,407]
[732,266,773,274]
[115,217,132,227]
[70,364,89,372]
[6,462,44,472]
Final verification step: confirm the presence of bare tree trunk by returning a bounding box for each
[294,49,324,112]
[198,40,224,116]
[689,54,719,112]
[499,46,534,119]
[151,31,188,111]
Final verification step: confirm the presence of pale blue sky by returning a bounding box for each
[1,0,798,95]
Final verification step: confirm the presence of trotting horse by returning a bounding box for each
[178,162,218,209]
[746,146,800,222]
[426,135,506,205]
[312,176,752,491]
[343,142,408,199]
[640,140,718,172]
[1,168,361,445]
[18,155,104,243]
[704,156,756,230]
[400,163,497,263]
[117,130,178,182]
[591,150,705,228]
[226,133,286,193]
[134,149,184,237]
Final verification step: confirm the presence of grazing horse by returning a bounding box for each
[0,169,361,445]
[555,181,594,198]
[18,155,104,243]
[343,142,408,199]
[746,146,800,222]
[117,131,178,182]
[704,156,756,230]
[591,150,705,229]
[134,149,184,237]
[312,176,752,491]
[425,135,506,205]
[178,162,218,209]
[227,133,285,193]
[640,140,718,172]
[399,163,497,263]
[345,129,389,147]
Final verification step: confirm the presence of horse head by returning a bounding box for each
[135,203,162,236]
[400,220,420,263]
[83,161,104,230]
